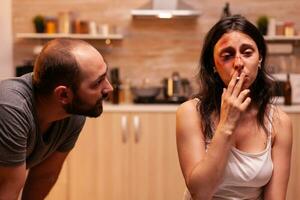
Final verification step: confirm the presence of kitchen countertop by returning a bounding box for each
[103,103,300,113]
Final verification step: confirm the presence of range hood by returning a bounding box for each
[131,0,200,19]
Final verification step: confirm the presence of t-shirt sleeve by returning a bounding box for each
[0,105,29,166]
[57,116,86,152]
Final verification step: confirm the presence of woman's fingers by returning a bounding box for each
[222,88,251,111]
[220,73,251,131]
[240,97,251,111]
[232,72,246,97]
[226,71,239,95]
[222,72,251,113]
[236,88,250,103]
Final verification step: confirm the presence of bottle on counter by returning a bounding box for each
[118,78,132,104]
[111,82,120,104]
[284,73,292,105]
[110,68,121,104]
[122,79,132,104]
[221,2,231,19]
[58,11,71,33]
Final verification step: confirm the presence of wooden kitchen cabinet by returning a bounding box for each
[45,108,300,200]
[61,111,185,200]
[286,114,300,200]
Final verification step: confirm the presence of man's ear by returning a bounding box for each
[54,86,73,105]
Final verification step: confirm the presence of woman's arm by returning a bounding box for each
[176,70,251,200]
[177,100,232,199]
[263,107,293,200]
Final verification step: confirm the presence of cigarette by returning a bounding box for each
[236,77,240,81]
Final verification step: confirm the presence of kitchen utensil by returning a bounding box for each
[131,86,161,99]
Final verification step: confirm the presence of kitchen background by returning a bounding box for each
[12,0,300,94]
[0,1,299,199]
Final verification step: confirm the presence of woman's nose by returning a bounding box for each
[234,55,244,70]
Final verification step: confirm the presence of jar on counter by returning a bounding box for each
[284,21,295,36]
[89,21,97,35]
[58,11,71,33]
[276,21,285,35]
[45,17,57,33]
[119,79,132,104]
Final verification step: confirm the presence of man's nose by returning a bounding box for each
[101,80,113,101]
[106,79,114,92]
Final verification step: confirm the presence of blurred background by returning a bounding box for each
[1,1,300,200]
[8,0,300,98]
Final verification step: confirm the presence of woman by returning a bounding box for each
[176,15,292,200]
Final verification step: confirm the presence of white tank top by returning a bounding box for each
[183,108,274,200]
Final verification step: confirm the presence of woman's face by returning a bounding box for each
[213,31,261,90]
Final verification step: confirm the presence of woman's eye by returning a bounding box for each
[221,54,233,60]
[243,49,253,57]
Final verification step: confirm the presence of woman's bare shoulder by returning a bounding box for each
[176,98,203,136]
[272,105,291,126]
[272,105,292,140]
[177,98,199,115]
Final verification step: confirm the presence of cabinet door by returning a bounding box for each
[67,113,130,200]
[287,114,300,200]
[130,112,186,200]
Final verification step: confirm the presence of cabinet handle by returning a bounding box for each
[133,115,141,143]
[121,115,128,143]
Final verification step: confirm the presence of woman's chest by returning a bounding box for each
[231,121,269,154]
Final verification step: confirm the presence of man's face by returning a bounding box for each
[63,88,108,117]
[63,44,113,117]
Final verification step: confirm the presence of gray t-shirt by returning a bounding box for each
[0,73,86,168]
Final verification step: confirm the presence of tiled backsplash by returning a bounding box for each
[13,0,300,90]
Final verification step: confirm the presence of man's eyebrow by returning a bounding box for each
[94,66,108,82]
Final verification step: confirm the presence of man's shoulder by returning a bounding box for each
[0,73,32,87]
[64,115,86,130]
[0,73,34,109]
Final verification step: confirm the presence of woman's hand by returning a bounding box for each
[218,71,251,135]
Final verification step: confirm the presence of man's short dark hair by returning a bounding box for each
[33,38,90,95]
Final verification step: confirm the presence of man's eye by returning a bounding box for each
[96,79,104,85]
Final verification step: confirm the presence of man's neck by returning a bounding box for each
[35,93,69,134]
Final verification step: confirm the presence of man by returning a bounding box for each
[0,38,113,199]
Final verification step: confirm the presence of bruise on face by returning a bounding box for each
[213,31,260,87]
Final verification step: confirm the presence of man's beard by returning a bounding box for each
[64,92,108,118]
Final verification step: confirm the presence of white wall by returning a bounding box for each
[0,0,13,79]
